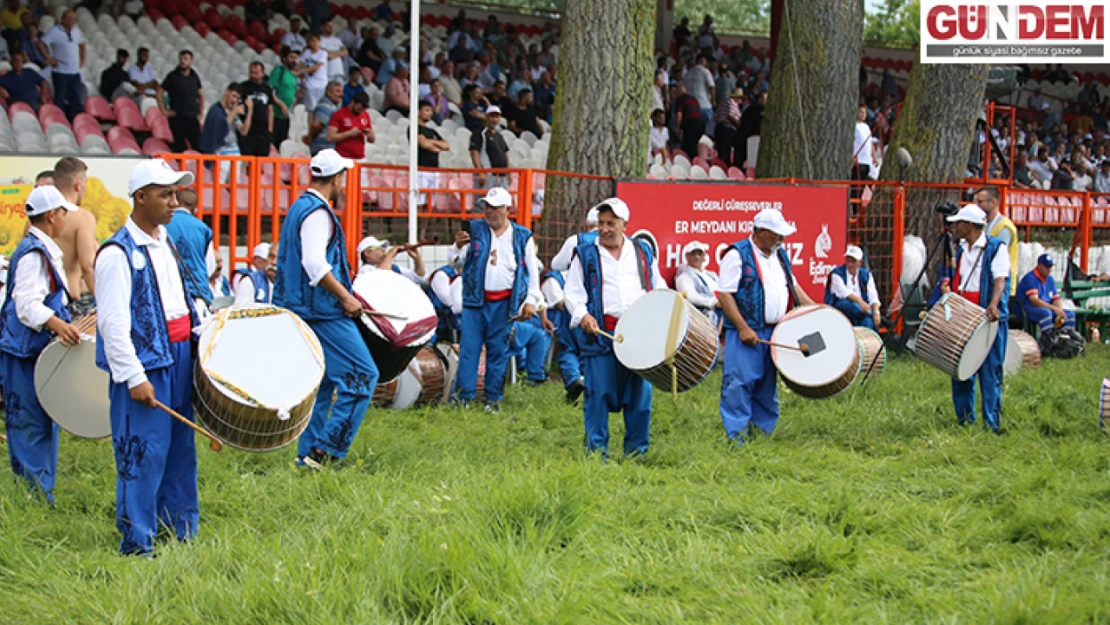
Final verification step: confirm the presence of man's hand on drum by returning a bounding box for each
[518,303,536,321]
[46,316,81,347]
[940,277,952,295]
[739,326,758,346]
[130,381,157,408]
[454,230,471,248]
[986,304,1000,322]
[580,313,599,336]
[542,316,555,333]
[342,294,364,318]
[871,308,881,327]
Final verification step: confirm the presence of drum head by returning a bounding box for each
[35,339,111,439]
[435,342,460,403]
[1004,334,1024,376]
[198,306,325,410]
[613,290,688,370]
[771,305,857,387]
[956,319,998,381]
[390,366,422,409]
[352,269,437,347]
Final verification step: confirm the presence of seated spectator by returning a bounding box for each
[383,65,410,117]
[1012,151,1034,188]
[0,33,8,61]
[488,80,511,113]
[0,52,50,112]
[15,15,47,68]
[281,16,306,53]
[327,90,374,160]
[649,108,670,162]
[439,60,462,105]
[532,71,555,121]
[0,0,30,33]
[824,246,881,330]
[375,45,407,87]
[460,83,488,132]
[1051,159,1075,189]
[1095,159,1110,193]
[128,47,159,99]
[425,79,450,124]
[1017,254,1076,335]
[507,70,530,101]
[306,80,343,155]
[244,0,269,24]
[1028,149,1056,188]
[1074,160,1093,191]
[338,20,361,55]
[342,65,363,107]
[99,48,130,100]
[508,88,542,138]
[373,0,394,21]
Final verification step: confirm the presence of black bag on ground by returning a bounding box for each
[1038,326,1086,359]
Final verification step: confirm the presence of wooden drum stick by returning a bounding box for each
[597,329,624,343]
[757,339,810,355]
[155,401,223,452]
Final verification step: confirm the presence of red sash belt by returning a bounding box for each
[960,291,980,305]
[603,315,619,331]
[485,289,511,302]
[167,315,192,343]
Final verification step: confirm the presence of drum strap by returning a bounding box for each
[955,248,985,298]
[664,291,686,398]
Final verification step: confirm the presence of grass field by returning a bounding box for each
[2,345,1109,624]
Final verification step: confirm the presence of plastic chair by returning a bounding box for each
[142,137,172,155]
[85,95,116,122]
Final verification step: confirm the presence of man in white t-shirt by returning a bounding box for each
[38,9,85,120]
[128,47,158,100]
[649,108,670,162]
[300,33,329,111]
[281,16,307,53]
[319,18,349,80]
[852,105,875,181]
[1027,149,1056,188]
[683,54,716,132]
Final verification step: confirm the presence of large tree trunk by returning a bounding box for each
[536,0,655,259]
[755,0,863,180]
[861,64,989,296]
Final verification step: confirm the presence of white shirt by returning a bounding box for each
[320,35,346,77]
[299,189,336,287]
[565,237,665,327]
[281,31,307,52]
[128,63,157,95]
[853,121,873,166]
[718,240,789,324]
[956,233,1010,294]
[12,228,69,332]
[1029,157,1055,183]
[338,29,362,53]
[649,126,669,153]
[541,273,565,308]
[301,48,329,89]
[356,262,422,284]
[551,230,596,272]
[95,218,191,389]
[210,275,231,298]
[232,270,271,304]
[430,269,462,315]
[41,25,83,75]
[675,266,719,309]
[683,64,715,110]
[447,226,542,311]
[829,268,880,309]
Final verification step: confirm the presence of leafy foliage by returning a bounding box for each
[863,0,921,48]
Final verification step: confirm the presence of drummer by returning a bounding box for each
[0,186,81,505]
[448,186,542,413]
[428,262,463,342]
[233,243,273,304]
[550,206,599,271]
[564,198,663,457]
[94,160,200,555]
[824,245,881,330]
[935,203,1010,433]
[675,241,721,327]
[356,236,426,284]
[165,187,215,307]
[541,267,585,403]
[272,149,378,468]
[717,208,815,443]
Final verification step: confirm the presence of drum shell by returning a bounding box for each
[782,346,860,399]
[372,377,400,408]
[772,305,860,400]
[614,291,719,393]
[357,321,426,382]
[411,348,447,406]
[194,370,317,451]
[1004,329,1041,376]
[916,294,997,381]
[854,327,886,379]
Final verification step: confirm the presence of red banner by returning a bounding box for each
[616,181,849,302]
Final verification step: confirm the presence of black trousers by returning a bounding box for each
[272,118,290,147]
[239,132,273,156]
[680,119,705,158]
[715,125,737,168]
[169,115,201,152]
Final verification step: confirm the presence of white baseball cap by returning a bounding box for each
[595,198,630,221]
[485,105,502,115]
[946,203,987,225]
[357,236,388,254]
[310,149,355,178]
[481,187,513,208]
[585,206,599,225]
[753,208,796,236]
[682,241,709,257]
[252,243,271,259]
[127,159,195,197]
[25,185,80,217]
[845,245,864,260]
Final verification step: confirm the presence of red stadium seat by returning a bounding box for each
[8,101,34,119]
[147,8,164,22]
[171,15,187,30]
[38,103,69,128]
[205,10,224,31]
[142,137,172,156]
[84,96,116,122]
[194,22,211,37]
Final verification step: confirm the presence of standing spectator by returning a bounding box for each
[306,80,342,155]
[383,65,410,117]
[326,90,374,160]
[98,48,130,100]
[672,83,704,158]
[651,70,666,114]
[244,0,270,24]
[318,19,348,80]
[128,47,158,100]
[300,33,328,111]
[672,17,691,52]
[373,0,394,21]
[427,79,451,124]
[852,105,875,181]
[268,46,301,147]
[649,108,670,162]
[281,16,306,53]
[507,88,542,138]
[199,84,249,181]
[683,54,715,136]
[38,9,84,121]
[736,90,766,169]
[412,99,450,208]
[469,105,510,189]
[338,19,361,55]
[696,15,716,54]
[159,50,204,152]
[357,27,384,72]
[342,65,363,106]
[0,52,49,112]
[714,87,742,167]
[461,83,488,132]
[303,0,329,30]
[238,61,274,156]
[715,67,735,108]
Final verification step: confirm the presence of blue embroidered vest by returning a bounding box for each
[428,265,458,313]
[722,238,795,330]
[235,267,272,303]
[931,235,1010,316]
[574,237,654,357]
[823,265,871,306]
[213,275,230,297]
[165,208,214,304]
[272,192,352,321]
[461,219,532,316]
[94,228,200,374]
[0,233,71,358]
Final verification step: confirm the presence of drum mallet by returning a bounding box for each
[757,339,810,356]
[596,329,624,343]
[155,401,223,452]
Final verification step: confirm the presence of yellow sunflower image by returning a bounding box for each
[82,177,131,242]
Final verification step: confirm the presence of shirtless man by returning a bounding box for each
[50,157,98,302]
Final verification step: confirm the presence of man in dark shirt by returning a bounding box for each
[488,80,512,112]
[0,52,48,111]
[238,60,274,156]
[469,105,510,189]
[508,88,542,138]
[532,71,555,121]
[99,48,129,100]
[160,49,204,152]
[412,100,450,208]
[672,82,704,157]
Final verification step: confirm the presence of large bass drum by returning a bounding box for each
[352,269,438,382]
[35,313,111,438]
[613,289,718,393]
[1004,329,1041,376]
[915,293,997,381]
[771,305,860,399]
[854,326,886,381]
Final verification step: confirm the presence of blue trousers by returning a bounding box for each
[458,299,512,402]
[2,353,59,504]
[833,299,876,330]
[1024,306,1077,334]
[52,72,83,121]
[298,318,378,459]
[512,318,549,382]
[720,326,779,440]
[952,323,1007,431]
[550,308,582,388]
[108,340,197,555]
[581,350,652,456]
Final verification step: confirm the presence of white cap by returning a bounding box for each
[481,187,512,208]
[486,105,502,115]
[357,236,388,254]
[585,206,599,225]
[310,148,355,177]
[753,208,796,236]
[127,159,195,197]
[682,240,709,257]
[595,198,630,221]
[25,185,80,217]
[845,245,863,260]
[252,243,271,259]
[946,203,987,225]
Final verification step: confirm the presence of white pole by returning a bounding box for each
[407,0,421,245]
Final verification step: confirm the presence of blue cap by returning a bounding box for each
[1037,253,1053,267]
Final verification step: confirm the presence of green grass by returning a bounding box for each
[2,346,1110,624]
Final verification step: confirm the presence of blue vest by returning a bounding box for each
[0,232,71,359]
[391,263,401,275]
[823,265,871,306]
[235,267,272,303]
[722,238,796,330]
[574,237,655,357]
[94,228,200,374]
[213,275,231,297]
[461,219,532,316]
[165,209,214,304]
[428,265,458,312]
[543,269,565,290]
[272,192,352,321]
[945,236,1011,316]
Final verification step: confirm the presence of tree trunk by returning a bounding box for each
[536,0,655,259]
[755,0,863,180]
[861,63,989,296]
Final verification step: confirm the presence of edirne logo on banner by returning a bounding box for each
[920,0,1107,64]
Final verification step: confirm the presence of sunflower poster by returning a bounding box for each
[0,183,31,256]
